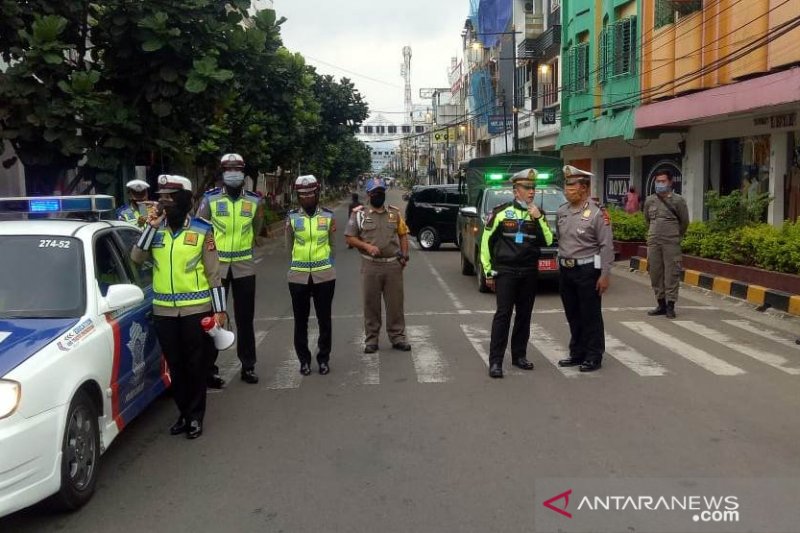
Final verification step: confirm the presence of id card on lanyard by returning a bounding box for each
[514,219,524,243]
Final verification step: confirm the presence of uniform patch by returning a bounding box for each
[294,217,305,231]
[184,232,198,246]
[388,212,397,222]
[241,201,253,217]
[215,201,229,216]
[317,217,329,229]
[583,209,591,217]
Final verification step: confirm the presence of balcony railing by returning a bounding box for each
[541,82,558,108]
[518,25,561,60]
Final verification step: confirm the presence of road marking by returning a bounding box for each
[407,325,451,383]
[348,334,380,385]
[529,324,591,378]
[723,320,800,354]
[621,322,745,376]
[421,253,468,313]
[674,321,800,375]
[604,333,668,376]
[265,328,316,390]
[460,324,523,375]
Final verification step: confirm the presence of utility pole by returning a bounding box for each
[512,24,519,154]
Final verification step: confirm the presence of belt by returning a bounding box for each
[558,256,594,268]
[360,255,397,263]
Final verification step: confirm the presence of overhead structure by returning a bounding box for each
[401,46,413,125]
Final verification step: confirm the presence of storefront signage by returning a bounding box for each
[488,115,513,135]
[542,108,557,125]
[605,175,631,208]
[753,112,796,129]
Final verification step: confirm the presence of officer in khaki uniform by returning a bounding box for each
[345,177,411,353]
[643,169,689,319]
[556,165,615,373]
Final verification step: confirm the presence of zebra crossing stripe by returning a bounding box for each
[265,328,317,390]
[350,334,380,385]
[604,334,668,376]
[407,325,451,383]
[678,321,800,375]
[459,324,523,375]
[723,320,800,354]
[529,324,592,378]
[621,322,745,376]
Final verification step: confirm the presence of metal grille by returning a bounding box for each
[655,0,702,30]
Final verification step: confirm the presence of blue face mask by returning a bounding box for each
[655,183,670,194]
[223,171,245,188]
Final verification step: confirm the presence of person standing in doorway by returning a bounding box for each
[624,186,640,213]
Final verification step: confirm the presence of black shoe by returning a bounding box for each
[511,358,534,370]
[392,341,411,351]
[579,360,602,373]
[169,417,187,436]
[666,301,676,319]
[558,357,583,367]
[489,363,503,378]
[648,299,667,316]
[240,369,259,384]
[186,420,202,439]
[300,363,312,376]
[206,375,225,389]
[364,344,379,354]
[319,362,330,375]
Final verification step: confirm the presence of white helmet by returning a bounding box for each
[294,175,320,195]
[220,153,245,169]
[125,179,150,192]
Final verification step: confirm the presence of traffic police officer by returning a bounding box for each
[286,175,336,376]
[197,153,264,385]
[345,177,411,353]
[556,165,614,373]
[132,175,226,439]
[480,168,553,378]
[117,179,151,228]
[643,169,689,319]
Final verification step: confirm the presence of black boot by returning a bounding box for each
[666,301,676,319]
[648,298,667,316]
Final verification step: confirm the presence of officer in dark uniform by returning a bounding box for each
[556,165,615,372]
[480,168,554,378]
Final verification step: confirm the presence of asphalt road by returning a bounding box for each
[4,188,800,532]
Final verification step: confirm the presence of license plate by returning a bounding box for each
[539,258,557,271]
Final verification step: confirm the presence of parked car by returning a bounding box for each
[0,196,167,517]
[404,184,466,250]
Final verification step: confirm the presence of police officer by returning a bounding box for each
[197,153,264,385]
[132,175,226,439]
[643,169,689,319]
[117,179,152,228]
[345,177,411,353]
[479,169,553,379]
[556,165,615,373]
[286,175,336,376]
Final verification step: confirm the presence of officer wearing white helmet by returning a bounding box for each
[117,179,152,228]
[197,153,264,386]
[132,175,226,439]
[285,175,336,376]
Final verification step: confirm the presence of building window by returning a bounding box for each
[655,0,701,30]
[415,126,424,133]
[364,126,373,134]
[376,125,385,134]
[551,0,560,11]
[388,125,397,133]
[402,125,412,133]
[540,59,559,107]
[566,43,589,93]
[599,16,636,82]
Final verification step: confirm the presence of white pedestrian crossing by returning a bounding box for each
[459,324,524,375]
[407,325,451,383]
[348,334,380,385]
[604,333,669,376]
[621,321,746,376]
[265,328,316,390]
[529,323,591,378]
[723,320,800,354]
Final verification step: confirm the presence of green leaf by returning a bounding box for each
[32,15,68,43]
[210,69,234,82]
[57,80,73,94]
[43,52,63,64]
[142,40,164,52]
[185,76,207,93]
[151,100,173,117]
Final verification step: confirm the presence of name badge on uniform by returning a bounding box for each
[515,232,524,244]
[184,232,198,246]
[582,208,591,218]
[241,201,253,217]
[317,217,329,230]
[215,202,228,216]
[388,212,397,222]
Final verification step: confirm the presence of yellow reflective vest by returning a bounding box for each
[203,189,261,262]
[288,207,334,273]
[151,218,213,307]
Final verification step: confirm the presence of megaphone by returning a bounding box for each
[201,316,235,351]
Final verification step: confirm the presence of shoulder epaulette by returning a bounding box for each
[243,190,260,200]
[190,217,212,232]
[492,201,512,214]
[321,207,334,214]
[352,205,364,212]
[387,204,400,211]
[204,187,221,197]
[288,207,300,214]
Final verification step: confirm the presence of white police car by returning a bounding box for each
[0,196,167,517]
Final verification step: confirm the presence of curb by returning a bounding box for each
[629,256,800,317]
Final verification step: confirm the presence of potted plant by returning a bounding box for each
[607,207,647,260]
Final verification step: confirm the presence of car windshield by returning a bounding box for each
[482,187,566,215]
[0,236,85,318]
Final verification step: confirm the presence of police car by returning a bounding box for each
[0,196,167,517]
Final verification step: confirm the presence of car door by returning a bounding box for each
[409,187,441,235]
[437,187,463,242]
[103,229,167,430]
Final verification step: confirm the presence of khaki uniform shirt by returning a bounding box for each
[344,205,408,259]
[643,192,690,244]
[556,200,615,276]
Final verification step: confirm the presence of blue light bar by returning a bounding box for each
[0,195,116,216]
[29,199,62,212]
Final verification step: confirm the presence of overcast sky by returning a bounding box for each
[277,0,469,120]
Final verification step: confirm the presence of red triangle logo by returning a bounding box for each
[543,489,573,518]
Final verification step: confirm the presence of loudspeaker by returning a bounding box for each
[201,316,235,351]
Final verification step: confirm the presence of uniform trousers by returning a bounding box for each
[209,270,256,376]
[647,240,682,302]
[154,312,214,423]
[559,264,605,363]
[361,259,406,346]
[288,279,336,364]
[489,271,538,365]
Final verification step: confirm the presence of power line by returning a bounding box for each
[303,54,404,89]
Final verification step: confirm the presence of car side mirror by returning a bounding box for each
[100,284,145,314]
[459,206,478,216]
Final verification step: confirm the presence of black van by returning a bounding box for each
[404,184,466,250]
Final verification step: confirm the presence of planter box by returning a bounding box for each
[681,255,800,295]
[614,240,646,260]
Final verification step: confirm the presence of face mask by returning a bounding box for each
[516,199,528,209]
[369,192,386,208]
[223,171,245,188]
[655,183,671,194]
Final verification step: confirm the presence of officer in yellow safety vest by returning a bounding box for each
[132,175,226,440]
[285,175,336,376]
[117,179,152,228]
[197,153,264,386]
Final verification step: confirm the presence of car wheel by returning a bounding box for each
[417,227,440,251]
[460,248,475,275]
[53,390,100,511]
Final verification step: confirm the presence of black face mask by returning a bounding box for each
[165,191,192,229]
[369,192,386,208]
